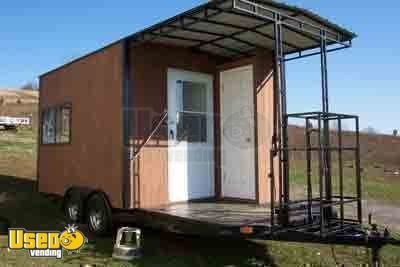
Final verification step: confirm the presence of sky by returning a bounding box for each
[0,0,399,134]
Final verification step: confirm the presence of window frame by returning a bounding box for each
[177,81,209,143]
[40,103,72,145]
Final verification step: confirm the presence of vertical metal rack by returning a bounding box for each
[271,112,363,237]
[232,0,363,235]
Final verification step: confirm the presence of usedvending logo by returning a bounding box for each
[8,224,87,259]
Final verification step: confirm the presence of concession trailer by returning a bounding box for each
[38,1,399,254]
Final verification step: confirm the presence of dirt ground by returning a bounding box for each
[364,200,400,231]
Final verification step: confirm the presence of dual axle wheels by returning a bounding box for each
[63,191,112,235]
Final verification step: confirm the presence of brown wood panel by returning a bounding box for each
[38,40,277,209]
[130,42,224,209]
[253,49,278,205]
[38,43,124,208]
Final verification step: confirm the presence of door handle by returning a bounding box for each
[170,130,175,140]
[246,137,251,143]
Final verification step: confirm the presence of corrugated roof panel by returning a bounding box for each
[282,28,319,50]
[150,36,199,47]
[188,21,238,35]
[199,43,237,58]
[214,37,254,52]
[255,23,318,51]
[218,0,234,9]
[166,29,217,42]
[212,12,263,29]
[235,31,275,50]
[41,0,357,76]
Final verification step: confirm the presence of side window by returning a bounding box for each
[55,107,71,144]
[42,109,56,144]
[41,105,71,145]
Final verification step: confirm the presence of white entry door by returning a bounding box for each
[220,65,256,200]
[168,69,214,203]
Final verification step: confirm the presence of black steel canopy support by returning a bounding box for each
[285,43,351,62]
[273,14,290,227]
[320,30,334,226]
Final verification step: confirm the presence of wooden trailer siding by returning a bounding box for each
[38,43,124,208]
[253,49,278,205]
[129,42,278,208]
[129,42,224,209]
[38,41,277,209]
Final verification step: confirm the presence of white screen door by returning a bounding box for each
[220,65,256,200]
[168,69,214,202]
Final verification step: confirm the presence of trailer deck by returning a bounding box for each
[148,202,272,227]
[113,200,343,239]
[114,201,273,236]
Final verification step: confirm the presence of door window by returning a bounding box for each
[177,81,208,143]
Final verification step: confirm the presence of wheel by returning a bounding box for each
[86,193,112,236]
[63,191,82,223]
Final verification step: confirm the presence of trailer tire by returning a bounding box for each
[86,193,112,236]
[63,191,83,223]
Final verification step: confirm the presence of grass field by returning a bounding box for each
[0,129,399,266]
[0,186,399,267]
[0,100,400,266]
[290,161,400,205]
[0,129,37,179]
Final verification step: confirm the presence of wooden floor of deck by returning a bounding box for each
[147,202,272,227]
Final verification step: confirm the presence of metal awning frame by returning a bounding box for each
[232,0,353,60]
[41,0,356,78]
[126,0,354,61]
[125,0,357,230]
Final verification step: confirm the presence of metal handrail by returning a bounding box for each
[133,110,168,159]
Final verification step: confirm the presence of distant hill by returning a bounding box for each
[0,89,39,130]
[288,125,400,170]
[0,89,38,105]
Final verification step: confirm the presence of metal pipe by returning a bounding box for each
[274,14,290,226]
[355,117,362,224]
[320,30,333,220]
[279,19,290,218]
[338,119,344,228]
[273,13,284,223]
[306,118,313,223]
[318,115,325,236]
[285,46,350,62]
[270,150,275,228]
[134,111,168,159]
[321,31,329,113]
